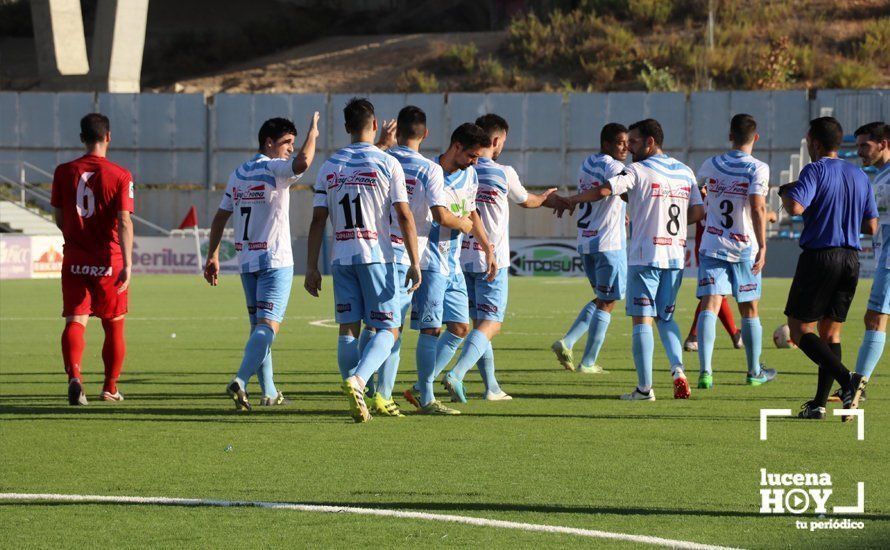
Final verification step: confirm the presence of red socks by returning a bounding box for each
[718,297,738,335]
[101,318,126,393]
[62,321,86,380]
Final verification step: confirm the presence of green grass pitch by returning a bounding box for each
[0,275,887,548]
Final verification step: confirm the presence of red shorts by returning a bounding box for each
[61,261,128,319]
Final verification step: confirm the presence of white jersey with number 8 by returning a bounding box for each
[218,154,303,273]
[696,151,769,262]
[608,153,702,269]
[313,143,408,266]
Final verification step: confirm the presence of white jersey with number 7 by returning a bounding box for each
[313,142,408,266]
[608,153,703,269]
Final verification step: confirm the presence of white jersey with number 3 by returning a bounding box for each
[608,153,702,269]
[219,154,303,273]
[697,151,769,262]
[313,143,408,266]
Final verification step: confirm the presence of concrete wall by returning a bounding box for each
[3,89,887,190]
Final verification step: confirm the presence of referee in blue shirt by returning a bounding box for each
[779,117,878,421]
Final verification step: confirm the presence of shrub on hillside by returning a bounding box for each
[396,69,439,93]
[858,17,890,63]
[441,43,479,73]
[824,60,880,89]
[628,0,672,26]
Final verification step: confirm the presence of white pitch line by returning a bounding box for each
[308,318,339,328]
[0,492,740,550]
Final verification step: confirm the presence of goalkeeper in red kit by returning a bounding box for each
[51,113,135,405]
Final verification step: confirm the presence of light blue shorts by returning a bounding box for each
[241,267,293,323]
[582,250,627,301]
[696,255,761,303]
[868,262,890,314]
[332,263,401,329]
[411,270,469,330]
[626,265,683,321]
[396,263,413,325]
[466,268,508,322]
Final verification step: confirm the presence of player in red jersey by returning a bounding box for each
[51,113,134,406]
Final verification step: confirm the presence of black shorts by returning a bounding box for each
[784,247,860,323]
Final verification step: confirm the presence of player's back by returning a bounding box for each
[51,154,133,264]
[387,145,443,265]
[316,143,405,266]
[622,154,699,269]
[463,157,526,272]
[576,153,626,254]
[697,151,769,262]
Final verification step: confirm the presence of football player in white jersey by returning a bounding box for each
[205,114,320,410]
[356,106,472,416]
[552,123,629,374]
[441,114,565,403]
[556,119,704,400]
[403,123,497,415]
[847,121,890,400]
[305,98,421,423]
[694,114,777,389]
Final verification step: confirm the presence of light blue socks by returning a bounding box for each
[378,336,402,399]
[451,329,491,380]
[855,330,885,379]
[353,330,396,383]
[632,324,654,390]
[416,333,439,406]
[564,301,597,349]
[433,330,464,379]
[741,317,763,376]
[235,324,275,387]
[580,309,611,367]
[337,335,359,379]
[696,310,718,375]
[476,342,500,394]
[656,318,684,369]
[358,328,376,393]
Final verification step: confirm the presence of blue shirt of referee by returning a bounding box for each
[779,116,878,419]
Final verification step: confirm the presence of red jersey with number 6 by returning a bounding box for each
[51,154,135,265]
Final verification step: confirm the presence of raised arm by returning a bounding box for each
[292,112,320,175]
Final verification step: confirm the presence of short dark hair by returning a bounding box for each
[730,113,757,145]
[629,118,664,147]
[80,113,110,144]
[808,117,843,151]
[344,97,375,133]
[449,123,491,149]
[475,114,509,136]
[396,105,427,140]
[854,121,888,143]
[257,117,297,150]
[600,122,628,147]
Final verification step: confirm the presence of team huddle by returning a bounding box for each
[50,102,888,424]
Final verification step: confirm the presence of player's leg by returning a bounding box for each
[61,266,92,405]
[435,273,470,378]
[718,297,743,348]
[621,266,657,400]
[253,267,293,405]
[578,250,625,373]
[358,324,377,395]
[694,256,729,388]
[93,262,130,402]
[351,263,401,387]
[733,260,773,385]
[653,267,689,399]
[473,269,511,399]
[333,265,363,379]
[408,270,445,408]
[552,253,598,370]
[684,301,702,352]
[853,262,889,395]
[371,263,411,417]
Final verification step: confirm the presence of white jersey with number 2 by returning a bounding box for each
[313,142,408,266]
[697,150,769,262]
[608,153,703,269]
[219,154,303,273]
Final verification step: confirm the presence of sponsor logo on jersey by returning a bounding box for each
[70,264,113,277]
[476,188,499,205]
[391,235,404,245]
[739,283,758,292]
[633,297,652,306]
[247,241,268,250]
[356,229,378,240]
[336,303,352,313]
[653,237,673,246]
[478,303,498,313]
[256,301,274,311]
[406,178,417,196]
[581,229,599,237]
[707,226,724,236]
[370,310,394,321]
[349,171,379,187]
[336,230,356,241]
[731,232,750,243]
[234,184,266,202]
[699,276,715,287]
[235,243,242,251]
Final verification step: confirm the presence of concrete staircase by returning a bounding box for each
[0,201,61,235]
